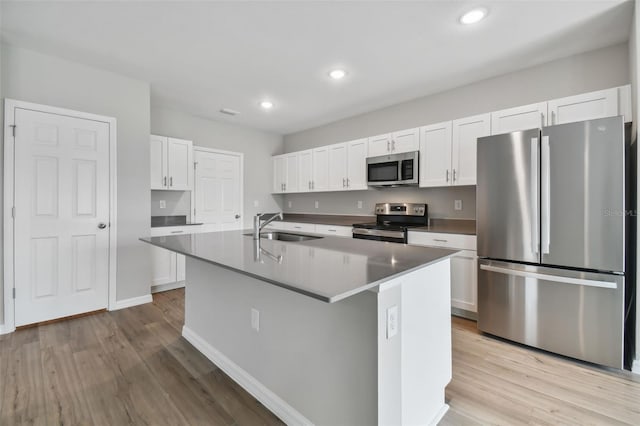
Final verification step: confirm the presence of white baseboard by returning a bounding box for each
[151,281,185,294]
[182,326,312,426]
[429,403,450,426]
[0,324,15,335]
[112,294,153,311]
[632,359,640,375]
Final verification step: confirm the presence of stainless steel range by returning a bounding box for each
[352,203,427,243]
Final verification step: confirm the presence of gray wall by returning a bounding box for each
[151,190,191,217]
[630,0,640,370]
[150,105,283,229]
[0,45,152,326]
[282,43,630,219]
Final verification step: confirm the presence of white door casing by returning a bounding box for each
[4,99,117,331]
[194,147,243,232]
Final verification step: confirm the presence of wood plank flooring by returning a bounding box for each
[0,289,639,425]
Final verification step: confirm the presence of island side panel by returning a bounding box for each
[183,257,378,426]
[377,258,452,426]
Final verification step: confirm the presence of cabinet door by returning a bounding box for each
[284,153,299,193]
[368,133,391,157]
[391,128,420,153]
[297,150,313,192]
[451,250,477,313]
[273,155,286,193]
[150,135,168,189]
[167,137,193,190]
[548,87,618,125]
[346,138,368,190]
[452,113,490,186]
[312,146,329,191]
[491,102,547,135]
[328,143,348,190]
[419,121,452,188]
[151,246,177,286]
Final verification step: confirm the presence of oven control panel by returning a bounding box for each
[375,203,426,216]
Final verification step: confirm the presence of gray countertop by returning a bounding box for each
[140,230,457,303]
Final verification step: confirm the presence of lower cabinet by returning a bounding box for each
[263,221,352,237]
[407,231,478,318]
[150,225,203,292]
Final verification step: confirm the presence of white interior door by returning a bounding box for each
[13,108,111,326]
[194,149,242,232]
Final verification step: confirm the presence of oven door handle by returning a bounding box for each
[352,228,405,239]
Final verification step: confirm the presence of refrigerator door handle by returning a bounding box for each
[541,135,551,254]
[479,264,617,289]
[531,137,539,254]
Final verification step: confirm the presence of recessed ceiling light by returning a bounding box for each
[329,69,347,80]
[259,100,274,109]
[460,8,487,25]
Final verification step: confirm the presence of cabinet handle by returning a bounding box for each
[347,178,350,188]
[284,183,287,191]
[342,178,346,188]
[392,140,395,151]
[453,169,457,182]
[540,112,544,127]
[446,170,449,182]
[308,181,311,190]
[312,181,315,190]
[434,239,448,243]
[294,226,301,229]
[328,229,336,232]
[171,230,184,234]
[551,110,556,125]
[170,177,173,187]
[163,176,167,187]
[387,141,390,152]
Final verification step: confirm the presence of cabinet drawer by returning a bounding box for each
[282,222,316,233]
[314,224,352,237]
[151,225,202,237]
[407,231,476,250]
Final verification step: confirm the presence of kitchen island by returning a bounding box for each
[141,230,457,426]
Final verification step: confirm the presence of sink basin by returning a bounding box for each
[244,232,323,242]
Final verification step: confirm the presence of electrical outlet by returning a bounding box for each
[159,200,166,209]
[386,305,398,339]
[454,200,462,211]
[288,201,292,208]
[357,200,363,209]
[315,201,319,209]
[251,308,260,332]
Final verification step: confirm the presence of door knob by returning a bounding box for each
[235,214,241,219]
[98,223,107,229]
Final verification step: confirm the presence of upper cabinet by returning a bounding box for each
[328,143,348,190]
[312,146,329,192]
[491,102,547,135]
[420,115,490,188]
[272,152,299,193]
[150,135,193,190]
[346,138,368,190]
[367,128,419,157]
[297,150,313,191]
[451,114,491,186]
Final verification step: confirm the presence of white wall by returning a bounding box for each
[282,43,630,219]
[0,45,152,326]
[151,190,191,217]
[150,105,283,229]
[630,0,640,373]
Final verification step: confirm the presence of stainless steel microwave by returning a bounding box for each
[366,151,419,187]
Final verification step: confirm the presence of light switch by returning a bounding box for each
[454,200,462,211]
[288,201,292,208]
[315,201,319,209]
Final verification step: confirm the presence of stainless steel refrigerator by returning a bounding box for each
[477,116,635,369]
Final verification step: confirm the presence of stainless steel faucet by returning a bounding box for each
[253,212,283,239]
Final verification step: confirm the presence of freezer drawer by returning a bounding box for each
[478,259,624,369]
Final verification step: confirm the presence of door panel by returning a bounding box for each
[312,147,329,191]
[548,88,618,125]
[477,128,540,263]
[541,117,624,272]
[298,150,313,192]
[419,121,452,187]
[195,150,242,231]
[167,137,193,190]
[14,108,110,326]
[478,260,624,369]
[490,102,547,135]
[451,114,490,186]
[150,135,167,189]
[328,143,348,190]
[346,139,367,190]
[391,128,419,153]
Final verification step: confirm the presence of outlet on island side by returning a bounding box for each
[386,305,398,339]
[251,308,260,332]
[288,201,292,208]
[357,200,363,209]
[454,200,462,211]
[315,201,319,209]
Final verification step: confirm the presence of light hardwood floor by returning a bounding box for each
[0,289,639,425]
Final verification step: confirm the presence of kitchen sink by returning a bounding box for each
[244,232,323,242]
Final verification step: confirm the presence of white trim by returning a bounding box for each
[182,325,312,426]
[113,294,153,311]
[193,146,244,230]
[632,359,640,375]
[3,99,118,332]
[151,281,185,294]
[429,404,450,426]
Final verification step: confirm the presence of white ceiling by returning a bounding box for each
[1,1,633,135]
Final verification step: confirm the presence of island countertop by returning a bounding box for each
[140,230,457,303]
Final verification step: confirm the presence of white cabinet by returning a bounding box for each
[272,153,299,193]
[150,225,206,292]
[298,150,313,192]
[151,244,177,286]
[367,127,420,157]
[312,146,329,192]
[548,87,619,125]
[150,135,194,190]
[407,231,478,315]
[273,155,286,193]
[491,102,547,135]
[328,143,348,190]
[451,114,490,186]
[420,121,452,188]
[314,224,352,237]
[346,138,368,190]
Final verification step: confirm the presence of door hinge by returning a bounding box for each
[11,206,15,219]
[12,288,16,299]
[10,125,16,137]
